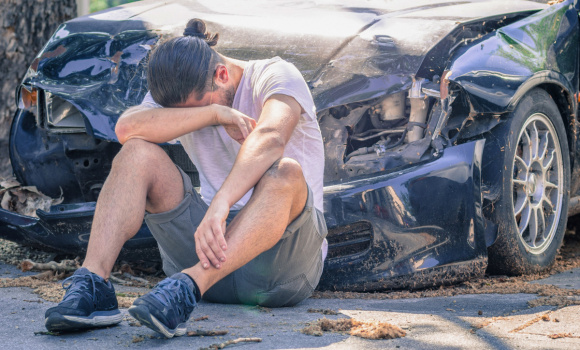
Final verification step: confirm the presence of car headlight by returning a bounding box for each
[18,86,86,133]
[44,91,86,131]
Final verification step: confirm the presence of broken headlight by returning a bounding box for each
[43,91,86,132]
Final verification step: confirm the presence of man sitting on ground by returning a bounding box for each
[44,18,327,338]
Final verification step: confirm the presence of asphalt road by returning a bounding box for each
[1,262,580,350]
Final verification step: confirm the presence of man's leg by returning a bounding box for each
[83,139,185,278]
[45,139,185,332]
[129,158,310,337]
[184,157,308,294]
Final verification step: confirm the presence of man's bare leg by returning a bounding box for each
[82,139,185,279]
[45,139,184,333]
[182,157,308,295]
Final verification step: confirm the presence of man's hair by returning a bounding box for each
[147,18,221,107]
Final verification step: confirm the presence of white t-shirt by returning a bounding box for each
[140,57,325,212]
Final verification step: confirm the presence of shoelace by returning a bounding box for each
[62,272,97,305]
[150,279,196,317]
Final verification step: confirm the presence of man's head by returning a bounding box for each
[147,18,234,108]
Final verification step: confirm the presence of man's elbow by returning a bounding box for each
[254,129,286,155]
[116,107,145,144]
[115,117,133,145]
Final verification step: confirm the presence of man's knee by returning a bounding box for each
[259,158,305,190]
[112,139,168,169]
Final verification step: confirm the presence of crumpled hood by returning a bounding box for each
[21,0,546,141]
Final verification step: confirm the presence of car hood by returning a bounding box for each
[21,0,546,141]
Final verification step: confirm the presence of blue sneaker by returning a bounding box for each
[45,267,122,332]
[128,273,197,338]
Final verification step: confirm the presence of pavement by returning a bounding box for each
[1,262,580,350]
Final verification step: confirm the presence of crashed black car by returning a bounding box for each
[2,0,579,291]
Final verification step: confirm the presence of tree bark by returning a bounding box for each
[0,0,77,178]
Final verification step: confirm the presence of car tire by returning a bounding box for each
[483,88,570,275]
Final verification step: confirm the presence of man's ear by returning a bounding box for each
[214,64,229,86]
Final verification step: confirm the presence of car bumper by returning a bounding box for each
[319,139,487,291]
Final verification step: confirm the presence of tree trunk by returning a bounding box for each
[0,0,77,178]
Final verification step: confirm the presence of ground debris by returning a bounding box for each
[0,177,63,218]
[20,258,79,273]
[132,335,144,343]
[313,281,580,303]
[116,294,139,309]
[187,330,229,337]
[0,274,138,307]
[107,260,163,287]
[194,315,209,321]
[510,312,552,333]
[34,331,60,336]
[307,308,338,315]
[199,337,261,349]
[528,295,580,308]
[251,305,272,313]
[471,316,509,330]
[548,333,580,339]
[32,271,59,281]
[301,317,405,340]
[109,272,149,286]
[0,239,55,266]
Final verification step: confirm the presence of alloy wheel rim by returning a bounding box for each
[512,113,563,254]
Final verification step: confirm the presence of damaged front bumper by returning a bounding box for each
[320,139,487,291]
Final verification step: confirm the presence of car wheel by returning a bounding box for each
[483,88,570,275]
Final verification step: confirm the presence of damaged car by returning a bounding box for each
[2,0,579,291]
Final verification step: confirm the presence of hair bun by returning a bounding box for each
[183,27,205,38]
[183,18,219,47]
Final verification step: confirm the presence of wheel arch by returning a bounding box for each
[506,73,576,173]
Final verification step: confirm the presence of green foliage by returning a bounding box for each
[90,0,141,13]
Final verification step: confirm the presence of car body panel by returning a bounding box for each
[442,1,580,194]
[320,139,486,291]
[447,1,577,114]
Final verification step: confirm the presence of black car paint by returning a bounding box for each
[2,0,578,291]
[320,140,486,290]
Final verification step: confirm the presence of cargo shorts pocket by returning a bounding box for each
[255,273,315,308]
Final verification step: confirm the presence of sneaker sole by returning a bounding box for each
[45,310,122,332]
[128,305,186,338]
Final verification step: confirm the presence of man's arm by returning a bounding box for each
[115,104,256,145]
[193,94,302,269]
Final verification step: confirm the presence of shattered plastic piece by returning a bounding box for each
[0,178,63,218]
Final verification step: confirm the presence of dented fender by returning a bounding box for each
[446,0,577,114]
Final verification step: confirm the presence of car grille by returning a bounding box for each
[326,221,373,260]
[160,144,200,188]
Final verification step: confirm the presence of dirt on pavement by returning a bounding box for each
[301,317,406,339]
[2,230,580,309]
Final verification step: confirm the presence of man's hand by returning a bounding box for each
[214,105,256,144]
[194,95,301,269]
[194,195,230,269]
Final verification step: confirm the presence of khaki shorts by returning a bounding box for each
[144,167,327,307]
